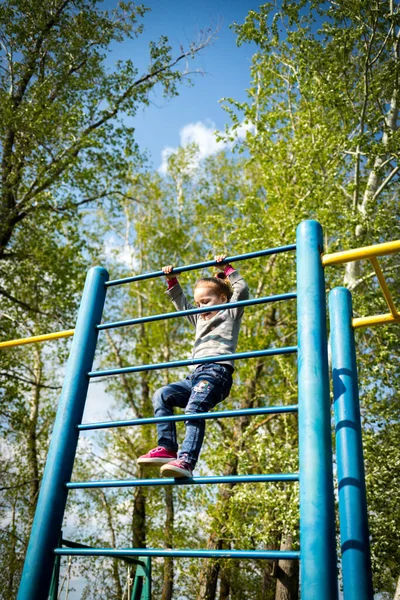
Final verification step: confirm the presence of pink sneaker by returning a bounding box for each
[137,447,177,466]
[160,459,193,478]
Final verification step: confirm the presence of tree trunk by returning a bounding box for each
[261,547,278,599]
[161,486,174,600]
[394,575,400,600]
[197,359,266,600]
[132,482,146,549]
[100,490,123,598]
[218,551,230,600]
[6,500,18,598]
[345,17,399,289]
[197,532,224,600]
[274,533,299,600]
[27,347,41,521]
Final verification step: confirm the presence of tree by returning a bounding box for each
[0,2,215,595]
[0,0,215,345]
[218,1,400,596]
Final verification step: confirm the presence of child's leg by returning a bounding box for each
[179,364,233,467]
[153,377,192,451]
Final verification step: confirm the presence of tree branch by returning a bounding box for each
[372,164,399,200]
[0,286,48,315]
[0,370,61,390]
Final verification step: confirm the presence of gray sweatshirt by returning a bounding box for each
[166,269,249,369]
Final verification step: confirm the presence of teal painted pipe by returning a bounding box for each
[78,404,298,431]
[329,287,373,600]
[54,547,301,560]
[98,292,297,330]
[296,221,338,600]
[88,346,298,378]
[106,244,296,286]
[66,473,299,489]
[17,267,109,600]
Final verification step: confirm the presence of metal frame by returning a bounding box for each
[322,239,400,328]
[49,535,152,600]
[296,221,338,599]
[4,236,399,349]
[54,548,300,560]
[66,473,299,489]
[78,404,298,431]
[97,292,296,331]
[17,222,343,599]
[329,287,373,600]
[105,244,297,287]
[88,346,298,378]
[17,267,109,600]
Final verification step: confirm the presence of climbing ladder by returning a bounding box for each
[17,219,395,600]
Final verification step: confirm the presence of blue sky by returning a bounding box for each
[105,0,258,171]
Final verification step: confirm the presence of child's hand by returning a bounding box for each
[162,265,176,280]
[215,254,227,263]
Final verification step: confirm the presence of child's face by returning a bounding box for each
[194,283,227,320]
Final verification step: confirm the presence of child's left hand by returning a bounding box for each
[215,254,227,263]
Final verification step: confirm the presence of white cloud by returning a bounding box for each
[180,120,226,159]
[103,234,138,270]
[158,119,254,174]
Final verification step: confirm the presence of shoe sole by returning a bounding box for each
[137,457,176,465]
[160,465,192,478]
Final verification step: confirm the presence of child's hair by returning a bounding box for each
[194,273,233,300]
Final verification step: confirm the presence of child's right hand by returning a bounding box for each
[162,265,176,280]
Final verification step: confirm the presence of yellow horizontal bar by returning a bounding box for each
[0,329,75,349]
[369,257,399,317]
[322,240,400,266]
[352,313,400,329]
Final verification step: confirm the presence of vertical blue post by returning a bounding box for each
[296,220,338,600]
[329,287,373,600]
[17,266,109,600]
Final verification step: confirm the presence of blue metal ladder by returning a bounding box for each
[18,220,372,599]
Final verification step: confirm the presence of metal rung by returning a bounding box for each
[97,293,297,331]
[106,244,297,287]
[61,538,144,566]
[67,473,299,489]
[78,404,298,431]
[88,347,298,378]
[54,547,300,560]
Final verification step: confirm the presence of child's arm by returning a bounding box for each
[163,265,198,327]
[215,256,249,320]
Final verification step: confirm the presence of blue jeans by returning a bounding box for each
[152,363,233,467]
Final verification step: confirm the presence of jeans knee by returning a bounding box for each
[153,385,178,412]
[152,386,167,410]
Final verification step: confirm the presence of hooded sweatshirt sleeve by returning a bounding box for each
[226,267,249,320]
[166,281,198,327]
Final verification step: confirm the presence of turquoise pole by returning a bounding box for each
[17,266,109,600]
[296,220,338,599]
[329,287,373,600]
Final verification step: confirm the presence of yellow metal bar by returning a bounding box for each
[0,329,75,349]
[352,313,400,329]
[322,240,400,266]
[369,257,399,317]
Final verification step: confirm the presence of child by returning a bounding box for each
[137,255,249,478]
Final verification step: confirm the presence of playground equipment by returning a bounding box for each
[8,219,399,599]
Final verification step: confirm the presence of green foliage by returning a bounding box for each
[0,2,214,598]
[1,1,399,598]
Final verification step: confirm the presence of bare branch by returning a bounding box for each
[0,478,40,492]
[0,286,47,315]
[0,370,61,390]
[372,164,400,201]
[17,30,217,209]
